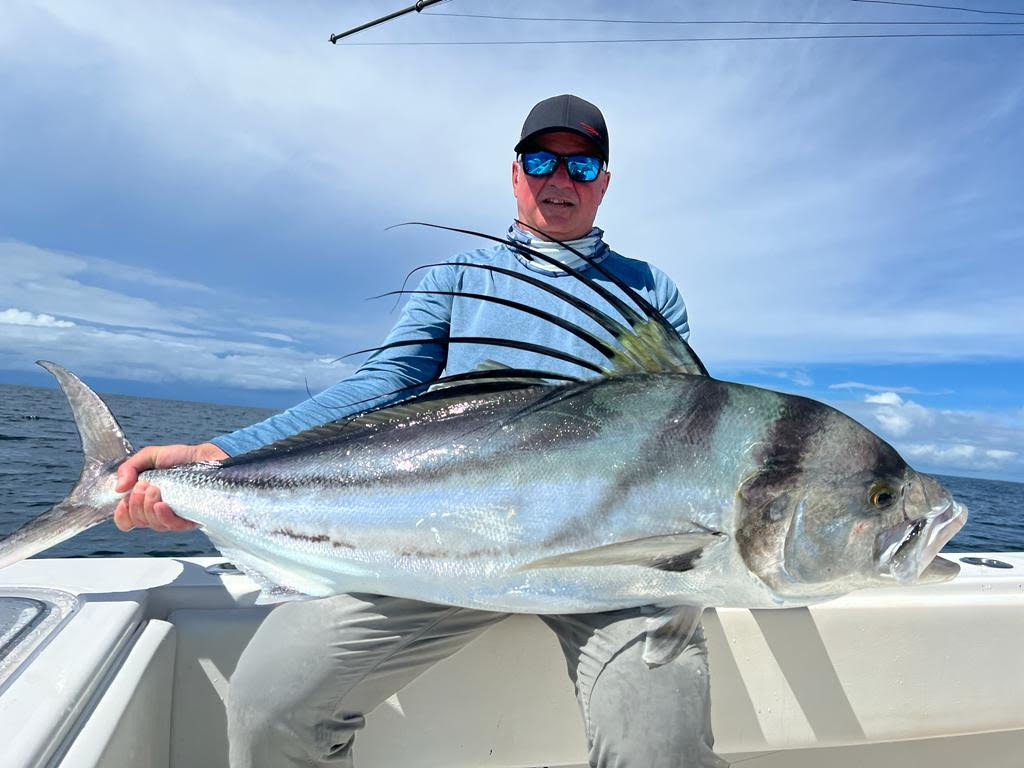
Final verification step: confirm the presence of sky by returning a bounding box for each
[1,0,1022,481]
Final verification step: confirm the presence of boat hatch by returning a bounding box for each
[0,588,79,691]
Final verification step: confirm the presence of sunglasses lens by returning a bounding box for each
[566,155,601,182]
[522,151,558,176]
[521,151,602,182]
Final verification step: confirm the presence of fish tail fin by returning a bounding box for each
[0,362,133,569]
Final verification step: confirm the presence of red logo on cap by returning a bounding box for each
[578,121,601,138]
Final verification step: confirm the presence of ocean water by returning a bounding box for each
[0,382,1021,559]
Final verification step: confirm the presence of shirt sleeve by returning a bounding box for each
[648,265,690,341]
[212,264,457,456]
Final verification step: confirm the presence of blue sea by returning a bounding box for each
[0,382,1021,558]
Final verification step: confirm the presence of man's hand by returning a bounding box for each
[114,443,228,532]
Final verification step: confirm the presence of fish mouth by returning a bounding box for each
[876,497,967,583]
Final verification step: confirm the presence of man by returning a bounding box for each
[116,94,725,768]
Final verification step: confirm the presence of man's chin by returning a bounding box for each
[525,216,582,241]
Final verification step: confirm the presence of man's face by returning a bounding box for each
[512,131,610,241]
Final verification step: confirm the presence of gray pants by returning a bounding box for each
[227,594,724,768]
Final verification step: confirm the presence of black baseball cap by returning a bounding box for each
[514,94,609,162]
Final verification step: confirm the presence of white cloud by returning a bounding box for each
[252,332,297,343]
[835,394,1024,479]
[0,308,74,328]
[0,315,351,393]
[0,241,206,335]
[781,370,814,387]
[0,240,359,393]
[903,443,1018,472]
[865,392,904,406]
[830,381,921,394]
[85,257,213,294]
[720,367,814,391]
[858,391,935,437]
[904,444,978,463]
[986,449,1018,461]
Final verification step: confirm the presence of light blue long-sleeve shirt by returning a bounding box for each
[212,241,690,457]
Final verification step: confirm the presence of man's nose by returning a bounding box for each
[548,160,574,185]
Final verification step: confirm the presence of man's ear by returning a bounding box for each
[598,170,611,203]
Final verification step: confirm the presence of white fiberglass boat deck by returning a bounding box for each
[0,553,1022,768]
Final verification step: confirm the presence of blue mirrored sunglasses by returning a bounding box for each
[520,150,604,183]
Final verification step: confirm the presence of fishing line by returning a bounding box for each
[848,0,1024,17]
[424,10,1024,25]
[340,31,1024,45]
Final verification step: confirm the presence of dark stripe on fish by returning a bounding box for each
[272,527,356,550]
[872,438,906,480]
[741,395,826,510]
[399,544,504,560]
[735,395,829,575]
[541,377,730,550]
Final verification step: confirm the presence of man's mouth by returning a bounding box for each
[541,197,575,207]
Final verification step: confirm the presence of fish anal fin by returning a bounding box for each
[216,546,327,605]
[643,604,704,668]
[254,585,317,605]
[515,531,726,572]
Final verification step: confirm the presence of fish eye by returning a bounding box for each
[870,485,896,509]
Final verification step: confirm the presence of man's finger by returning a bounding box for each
[113,498,134,532]
[144,484,167,531]
[154,501,195,531]
[129,481,150,529]
[150,495,176,532]
[115,445,158,492]
[115,463,139,493]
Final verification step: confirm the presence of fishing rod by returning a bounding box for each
[329,0,448,44]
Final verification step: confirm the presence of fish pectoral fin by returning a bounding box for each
[643,604,704,668]
[515,530,726,572]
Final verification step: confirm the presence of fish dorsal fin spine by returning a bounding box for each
[508,220,707,377]
[427,362,577,392]
[389,223,710,378]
